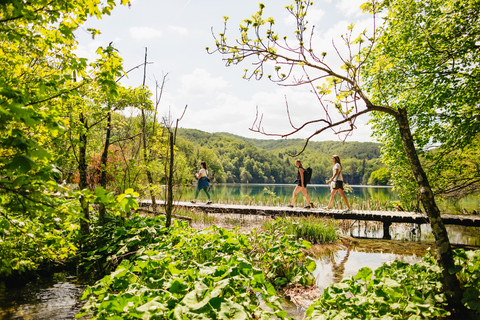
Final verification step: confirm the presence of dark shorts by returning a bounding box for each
[333,181,343,190]
[297,181,308,188]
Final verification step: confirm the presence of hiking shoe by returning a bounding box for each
[287,204,294,208]
[342,208,351,213]
[190,200,196,204]
[322,207,330,211]
[206,200,212,205]
[304,205,311,209]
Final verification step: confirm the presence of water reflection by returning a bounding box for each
[311,238,431,293]
[335,219,480,246]
[0,274,85,320]
[176,183,398,206]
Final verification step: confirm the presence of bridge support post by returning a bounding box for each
[383,221,392,240]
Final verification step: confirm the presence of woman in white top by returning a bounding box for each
[191,161,212,204]
[325,155,351,212]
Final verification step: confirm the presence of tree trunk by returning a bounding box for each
[395,107,463,311]
[165,131,174,227]
[140,47,157,212]
[79,113,90,235]
[141,110,157,212]
[98,110,112,226]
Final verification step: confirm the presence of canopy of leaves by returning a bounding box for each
[0,0,130,276]
[363,0,480,205]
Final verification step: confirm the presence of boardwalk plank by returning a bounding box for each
[138,200,480,227]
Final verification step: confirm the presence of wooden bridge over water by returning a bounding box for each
[138,200,480,239]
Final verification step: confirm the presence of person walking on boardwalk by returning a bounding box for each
[191,161,212,204]
[325,155,351,212]
[288,159,312,209]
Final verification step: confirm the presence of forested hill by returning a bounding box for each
[176,128,388,185]
[216,132,381,160]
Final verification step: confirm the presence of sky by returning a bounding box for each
[74,0,376,142]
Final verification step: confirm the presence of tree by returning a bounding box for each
[161,108,187,228]
[363,0,480,208]
[429,136,480,203]
[368,167,390,185]
[240,168,253,183]
[0,0,130,274]
[97,83,150,225]
[209,0,475,311]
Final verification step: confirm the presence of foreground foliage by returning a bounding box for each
[263,217,339,245]
[76,215,316,319]
[305,249,480,319]
[0,0,131,275]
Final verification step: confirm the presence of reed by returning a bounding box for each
[174,184,400,211]
[175,208,216,225]
[263,215,339,244]
[203,195,396,212]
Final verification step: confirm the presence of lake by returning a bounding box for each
[176,183,479,213]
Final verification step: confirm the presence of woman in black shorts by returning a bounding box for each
[325,155,351,212]
[288,159,312,209]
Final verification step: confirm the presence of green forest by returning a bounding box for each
[176,128,387,185]
[1,0,480,319]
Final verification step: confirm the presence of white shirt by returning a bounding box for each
[333,163,343,182]
[199,168,208,177]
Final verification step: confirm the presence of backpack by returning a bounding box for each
[304,167,312,184]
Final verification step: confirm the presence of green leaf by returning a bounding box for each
[354,267,373,282]
[136,297,164,313]
[8,155,35,173]
[219,301,248,320]
[182,282,211,310]
[169,279,187,294]
[305,256,316,272]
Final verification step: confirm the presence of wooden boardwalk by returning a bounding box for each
[139,200,480,232]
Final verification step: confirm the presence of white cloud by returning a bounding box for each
[284,8,325,27]
[179,68,230,97]
[168,25,189,36]
[75,41,103,61]
[336,0,363,18]
[129,26,162,40]
[306,8,326,26]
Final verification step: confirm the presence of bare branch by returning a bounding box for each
[110,132,143,145]
[116,61,154,83]
[173,105,188,143]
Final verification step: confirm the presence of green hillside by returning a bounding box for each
[216,132,381,160]
[176,128,387,185]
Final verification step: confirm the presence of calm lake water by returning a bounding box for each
[0,274,85,320]
[177,183,480,213]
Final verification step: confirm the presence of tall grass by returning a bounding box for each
[210,193,396,212]
[173,208,216,225]
[263,216,339,244]
[170,208,340,244]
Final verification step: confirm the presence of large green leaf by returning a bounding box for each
[8,155,35,173]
